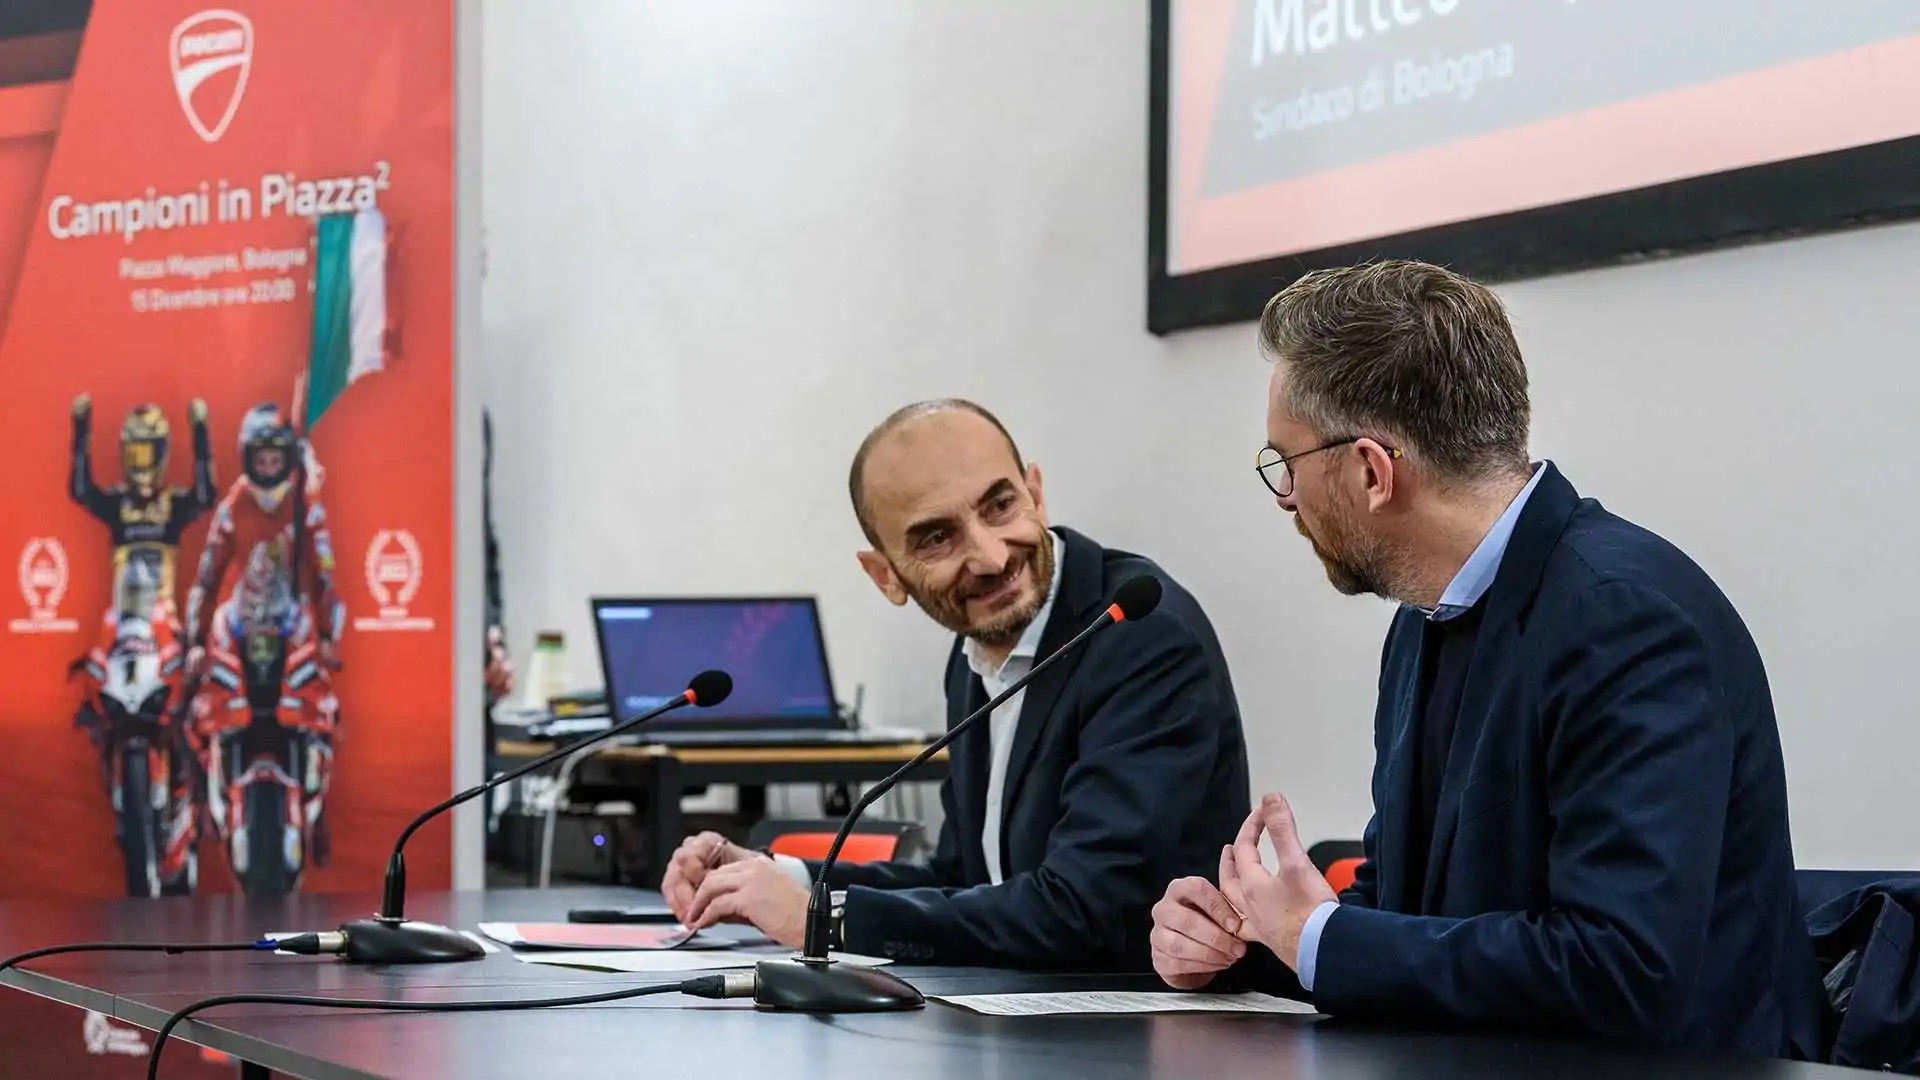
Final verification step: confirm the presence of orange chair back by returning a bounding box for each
[1323,857,1365,894]
[767,832,899,863]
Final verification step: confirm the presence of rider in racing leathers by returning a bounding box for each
[70,394,214,624]
[71,396,213,893]
[185,404,346,865]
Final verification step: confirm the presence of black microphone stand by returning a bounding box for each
[753,579,1159,1011]
[334,672,732,965]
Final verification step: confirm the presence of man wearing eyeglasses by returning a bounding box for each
[1149,260,1823,1059]
[662,399,1251,969]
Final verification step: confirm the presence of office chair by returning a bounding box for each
[1307,839,1367,895]
[747,817,927,864]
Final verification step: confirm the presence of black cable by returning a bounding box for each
[0,939,278,976]
[146,973,735,1079]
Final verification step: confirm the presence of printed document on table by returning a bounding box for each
[931,991,1319,1017]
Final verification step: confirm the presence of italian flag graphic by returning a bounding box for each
[305,207,392,429]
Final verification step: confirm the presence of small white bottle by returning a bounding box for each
[521,630,568,708]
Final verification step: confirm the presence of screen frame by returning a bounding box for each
[1146,0,1920,335]
[589,595,844,733]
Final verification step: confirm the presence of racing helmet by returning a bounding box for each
[120,404,170,495]
[238,403,297,508]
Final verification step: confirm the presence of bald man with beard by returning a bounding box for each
[660,399,1251,970]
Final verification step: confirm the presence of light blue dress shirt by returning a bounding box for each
[1294,462,1546,994]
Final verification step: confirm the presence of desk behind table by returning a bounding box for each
[0,888,1857,1080]
[491,738,950,884]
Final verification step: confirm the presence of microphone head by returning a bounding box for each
[686,670,733,707]
[1108,575,1163,622]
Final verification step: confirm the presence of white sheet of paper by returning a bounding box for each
[473,922,728,950]
[515,948,892,973]
[931,991,1319,1017]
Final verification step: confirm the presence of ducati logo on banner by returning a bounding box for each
[356,528,433,632]
[169,9,254,143]
[11,537,77,634]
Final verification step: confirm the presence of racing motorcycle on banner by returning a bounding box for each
[194,547,340,897]
[71,559,196,898]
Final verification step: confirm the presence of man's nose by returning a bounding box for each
[961,520,1011,574]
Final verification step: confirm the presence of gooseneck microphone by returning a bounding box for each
[749,575,1163,1012]
[328,670,733,965]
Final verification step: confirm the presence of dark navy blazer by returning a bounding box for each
[1247,465,1825,1059]
[814,526,1250,969]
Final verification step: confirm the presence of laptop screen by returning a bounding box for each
[591,597,840,729]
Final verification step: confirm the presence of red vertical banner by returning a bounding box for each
[0,0,454,904]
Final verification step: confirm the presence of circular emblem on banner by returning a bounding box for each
[364,529,421,610]
[357,529,433,632]
[19,537,68,617]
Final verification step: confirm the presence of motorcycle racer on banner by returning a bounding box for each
[69,394,215,623]
[194,541,340,894]
[186,403,346,871]
[70,558,196,897]
[68,395,214,896]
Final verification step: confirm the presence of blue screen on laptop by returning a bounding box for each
[594,598,837,725]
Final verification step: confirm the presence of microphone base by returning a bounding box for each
[752,955,924,1013]
[339,917,486,965]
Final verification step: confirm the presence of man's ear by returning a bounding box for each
[856,549,909,606]
[1024,461,1048,526]
[1353,438,1398,514]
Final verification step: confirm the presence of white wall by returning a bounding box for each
[452,0,486,888]
[481,0,1919,868]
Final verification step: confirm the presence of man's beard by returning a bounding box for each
[1295,508,1402,601]
[897,536,1055,647]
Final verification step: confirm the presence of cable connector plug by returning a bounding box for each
[679,972,755,999]
[270,933,346,956]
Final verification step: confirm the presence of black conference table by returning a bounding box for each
[0,886,1869,1079]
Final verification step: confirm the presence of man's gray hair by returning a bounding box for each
[1259,259,1531,482]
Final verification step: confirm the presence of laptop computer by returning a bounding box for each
[583,596,917,746]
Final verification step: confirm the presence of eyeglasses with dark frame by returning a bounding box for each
[1254,437,1402,499]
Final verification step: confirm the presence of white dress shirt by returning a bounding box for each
[964,530,1063,885]
[774,530,1064,888]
